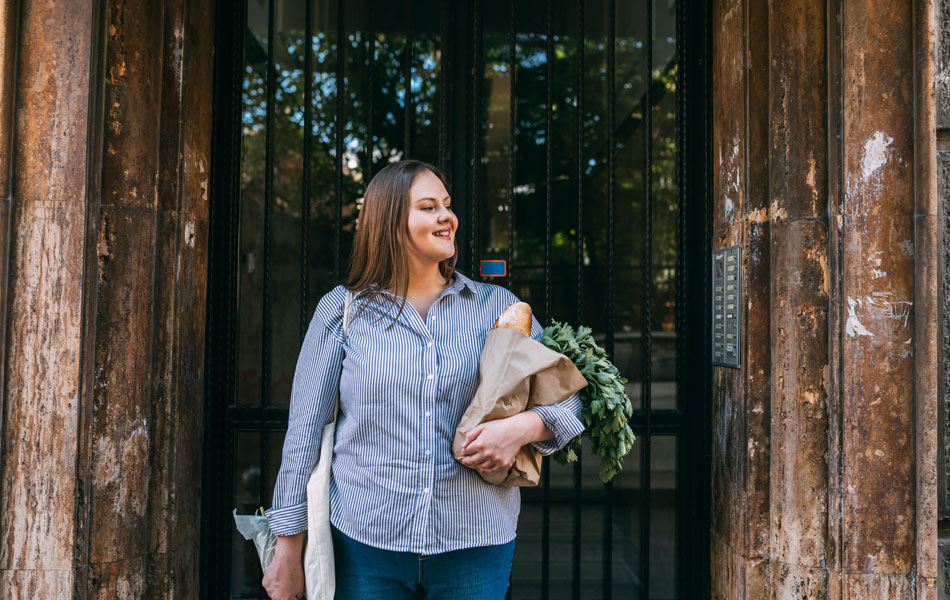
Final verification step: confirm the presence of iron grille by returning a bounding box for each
[203,0,712,597]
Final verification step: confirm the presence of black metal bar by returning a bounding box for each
[219,1,244,588]
[701,0,714,595]
[573,2,584,599]
[523,484,674,505]
[404,0,412,158]
[260,7,275,596]
[469,0,481,277]
[439,0,448,177]
[202,0,245,592]
[227,405,687,434]
[302,0,313,342]
[674,0,687,597]
[506,0,515,290]
[261,0,275,408]
[640,0,654,596]
[542,0,553,596]
[367,0,375,180]
[604,0,616,596]
[544,0,553,331]
[225,4,245,590]
[450,2,468,249]
[335,0,343,282]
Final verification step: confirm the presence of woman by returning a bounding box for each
[262,160,584,600]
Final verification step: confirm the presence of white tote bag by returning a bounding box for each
[303,288,353,600]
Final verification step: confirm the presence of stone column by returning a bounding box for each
[710,0,940,597]
[0,0,213,597]
[0,1,98,595]
[830,0,920,594]
[768,0,830,595]
[914,1,939,598]
[934,0,950,592]
[709,0,771,596]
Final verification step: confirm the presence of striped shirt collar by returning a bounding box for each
[361,269,476,301]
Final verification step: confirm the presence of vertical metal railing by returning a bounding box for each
[302,0,313,343]
[468,0,482,278]
[506,0,515,291]
[603,0,617,597]
[674,2,687,597]
[541,0,554,596]
[259,5,276,586]
[403,0,412,158]
[225,1,245,593]
[201,0,246,591]
[504,8,516,596]
[639,0,654,597]
[334,0,344,282]
[572,2,585,598]
[438,0,449,177]
[367,1,375,180]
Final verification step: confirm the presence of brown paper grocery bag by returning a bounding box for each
[452,327,588,487]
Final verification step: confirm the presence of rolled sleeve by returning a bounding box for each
[529,391,585,455]
[265,287,346,536]
[264,503,309,536]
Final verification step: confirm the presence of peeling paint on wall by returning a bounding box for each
[847,297,874,337]
[862,131,895,179]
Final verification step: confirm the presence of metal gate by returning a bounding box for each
[202,0,711,597]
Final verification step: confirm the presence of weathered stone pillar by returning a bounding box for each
[830,0,920,595]
[0,1,98,595]
[709,0,771,595]
[711,0,939,597]
[914,1,939,598]
[768,0,829,595]
[939,0,950,591]
[0,0,213,597]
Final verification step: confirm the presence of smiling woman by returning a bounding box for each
[342,160,459,326]
[261,159,585,599]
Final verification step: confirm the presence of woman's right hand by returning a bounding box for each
[262,532,306,600]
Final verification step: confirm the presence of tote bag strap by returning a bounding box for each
[342,289,354,340]
[332,289,355,423]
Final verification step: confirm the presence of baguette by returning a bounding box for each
[492,302,532,336]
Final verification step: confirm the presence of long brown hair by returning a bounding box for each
[344,160,458,327]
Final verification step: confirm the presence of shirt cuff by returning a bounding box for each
[264,502,308,536]
[529,394,585,456]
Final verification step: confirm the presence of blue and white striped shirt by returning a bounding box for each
[265,270,584,554]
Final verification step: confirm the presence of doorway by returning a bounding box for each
[202,1,711,597]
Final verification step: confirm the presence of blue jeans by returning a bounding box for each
[331,525,515,600]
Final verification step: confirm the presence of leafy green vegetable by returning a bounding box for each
[541,321,635,483]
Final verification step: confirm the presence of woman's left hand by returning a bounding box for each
[460,412,541,474]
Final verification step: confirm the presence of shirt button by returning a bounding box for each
[427,374,434,380]
[425,450,431,456]
[431,316,436,321]
[423,487,429,494]
[425,411,431,417]
[427,341,434,347]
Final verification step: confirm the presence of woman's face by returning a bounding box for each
[405,170,458,266]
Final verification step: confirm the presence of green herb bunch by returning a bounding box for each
[541,321,635,483]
